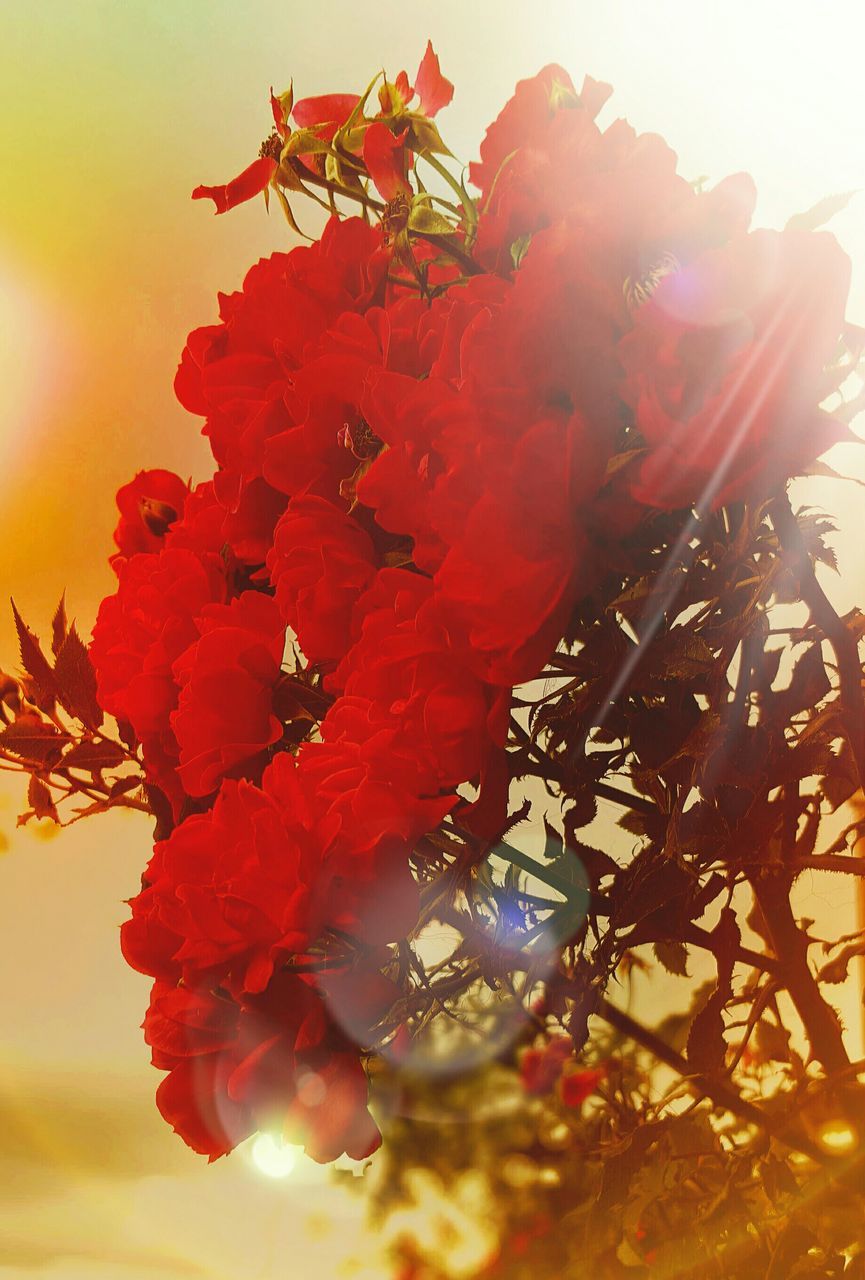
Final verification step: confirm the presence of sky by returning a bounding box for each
[0,3,864,1277]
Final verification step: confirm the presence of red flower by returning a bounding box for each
[90,544,228,817]
[330,569,495,791]
[620,228,852,509]
[560,1065,606,1108]
[262,294,428,503]
[471,65,754,285]
[174,218,388,492]
[171,590,285,798]
[110,469,189,568]
[291,92,360,129]
[121,761,318,994]
[144,971,383,1163]
[267,496,377,667]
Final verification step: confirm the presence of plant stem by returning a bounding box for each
[772,492,865,790]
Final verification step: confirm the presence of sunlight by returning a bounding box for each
[0,255,64,475]
[250,1132,299,1179]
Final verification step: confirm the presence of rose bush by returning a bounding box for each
[5,52,863,1271]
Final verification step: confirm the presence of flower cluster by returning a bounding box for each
[88,47,852,1164]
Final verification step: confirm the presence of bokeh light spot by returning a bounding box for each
[251,1132,298,1178]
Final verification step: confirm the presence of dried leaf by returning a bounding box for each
[63,738,126,771]
[50,595,68,657]
[10,599,57,703]
[27,775,58,823]
[0,717,69,766]
[785,189,858,231]
[653,939,689,977]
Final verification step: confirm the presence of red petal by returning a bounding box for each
[579,75,613,120]
[413,41,453,117]
[292,94,359,129]
[360,121,409,200]
[363,122,410,201]
[192,157,277,215]
[270,88,289,139]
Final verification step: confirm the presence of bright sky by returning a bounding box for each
[1,3,864,1276]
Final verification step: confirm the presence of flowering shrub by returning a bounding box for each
[4,40,865,1276]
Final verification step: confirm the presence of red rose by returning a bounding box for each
[90,544,228,817]
[121,760,318,994]
[262,295,429,503]
[434,415,593,686]
[110,469,189,568]
[143,968,385,1163]
[472,65,755,287]
[171,590,285,797]
[267,495,378,667]
[174,218,387,486]
[330,570,495,791]
[620,228,852,509]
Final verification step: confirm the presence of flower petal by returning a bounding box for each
[192,157,277,215]
[413,41,453,118]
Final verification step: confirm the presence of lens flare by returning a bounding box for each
[250,1132,298,1179]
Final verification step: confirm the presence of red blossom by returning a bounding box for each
[110,469,189,568]
[171,590,286,798]
[267,496,378,666]
[620,228,851,509]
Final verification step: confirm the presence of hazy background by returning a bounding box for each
[1,3,864,1276]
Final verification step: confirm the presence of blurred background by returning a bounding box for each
[0,2,863,1276]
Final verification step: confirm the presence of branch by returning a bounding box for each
[598,999,831,1166]
[793,854,865,877]
[750,870,849,1073]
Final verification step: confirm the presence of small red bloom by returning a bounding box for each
[110,469,189,568]
[559,1065,606,1108]
[90,543,228,817]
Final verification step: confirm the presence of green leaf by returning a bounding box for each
[273,184,311,241]
[281,129,333,159]
[510,234,531,269]
[406,115,452,157]
[407,202,456,237]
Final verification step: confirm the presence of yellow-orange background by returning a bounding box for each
[0,4,864,1277]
